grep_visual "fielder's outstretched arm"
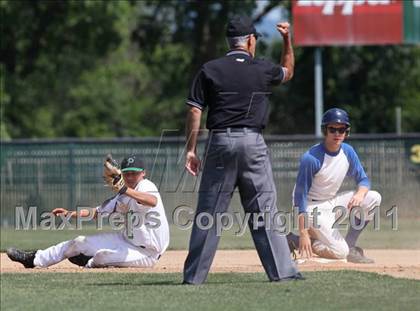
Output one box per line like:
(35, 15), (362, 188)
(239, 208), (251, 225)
(52, 207), (97, 218)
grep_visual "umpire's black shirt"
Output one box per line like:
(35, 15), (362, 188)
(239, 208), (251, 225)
(186, 50), (285, 130)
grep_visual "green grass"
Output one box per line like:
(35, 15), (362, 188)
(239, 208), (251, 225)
(1, 218), (419, 251)
(1, 271), (419, 311)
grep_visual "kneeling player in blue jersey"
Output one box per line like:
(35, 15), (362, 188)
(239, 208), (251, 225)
(287, 108), (381, 263)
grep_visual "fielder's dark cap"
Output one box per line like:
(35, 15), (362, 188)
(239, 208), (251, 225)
(226, 15), (261, 38)
(121, 155), (145, 172)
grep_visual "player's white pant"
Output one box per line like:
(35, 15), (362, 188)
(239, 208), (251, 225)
(33, 232), (161, 268)
(306, 190), (381, 259)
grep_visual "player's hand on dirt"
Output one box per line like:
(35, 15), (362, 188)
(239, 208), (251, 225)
(299, 232), (313, 259)
(52, 208), (68, 216)
(348, 192), (364, 209)
(276, 22), (290, 38)
(185, 151), (201, 176)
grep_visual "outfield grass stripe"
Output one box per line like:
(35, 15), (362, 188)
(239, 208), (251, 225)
(1, 271), (419, 311)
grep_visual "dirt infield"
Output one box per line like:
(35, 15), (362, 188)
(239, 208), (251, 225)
(1, 249), (419, 280)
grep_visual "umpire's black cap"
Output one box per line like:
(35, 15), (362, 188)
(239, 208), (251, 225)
(121, 155), (145, 172)
(226, 15), (261, 38)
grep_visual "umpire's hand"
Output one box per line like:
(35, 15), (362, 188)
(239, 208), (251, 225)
(185, 151), (201, 176)
(276, 22), (290, 37)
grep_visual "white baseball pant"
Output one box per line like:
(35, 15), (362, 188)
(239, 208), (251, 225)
(306, 190), (381, 259)
(33, 232), (160, 268)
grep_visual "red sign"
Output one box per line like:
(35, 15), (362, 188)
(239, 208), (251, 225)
(293, 0), (403, 46)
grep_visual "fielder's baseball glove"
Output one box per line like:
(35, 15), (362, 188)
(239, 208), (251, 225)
(103, 154), (127, 194)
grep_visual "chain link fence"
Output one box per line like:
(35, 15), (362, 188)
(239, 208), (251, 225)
(1, 134), (419, 226)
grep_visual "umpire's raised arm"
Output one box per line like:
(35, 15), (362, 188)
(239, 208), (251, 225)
(277, 22), (294, 82)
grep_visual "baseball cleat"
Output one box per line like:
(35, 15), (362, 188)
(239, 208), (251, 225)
(68, 254), (92, 267)
(347, 246), (374, 264)
(6, 247), (36, 268)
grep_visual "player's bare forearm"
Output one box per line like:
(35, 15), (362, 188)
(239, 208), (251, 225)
(298, 213), (309, 235)
(185, 106), (202, 153)
(52, 207), (97, 218)
(124, 188), (157, 207)
(298, 213), (313, 258)
(185, 106), (202, 176)
(356, 186), (369, 197)
(281, 35), (294, 81)
(74, 208), (97, 218)
(276, 22), (294, 81)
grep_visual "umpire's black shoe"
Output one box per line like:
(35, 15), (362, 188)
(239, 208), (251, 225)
(6, 247), (36, 268)
(273, 272), (305, 282)
(291, 272), (306, 280)
(68, 254), (92, 267)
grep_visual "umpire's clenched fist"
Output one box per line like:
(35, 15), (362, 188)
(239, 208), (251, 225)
(276, 22), (290, 37)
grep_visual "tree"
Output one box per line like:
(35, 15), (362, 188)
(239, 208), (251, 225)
(1, 0), (127, 137)
(1, 0), (419, 138)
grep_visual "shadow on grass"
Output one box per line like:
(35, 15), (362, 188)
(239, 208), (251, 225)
(87, 281), (180, 286)
(85, 278), (304, 287)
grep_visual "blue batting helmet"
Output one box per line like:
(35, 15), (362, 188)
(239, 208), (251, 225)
(321, 108), (350, 127)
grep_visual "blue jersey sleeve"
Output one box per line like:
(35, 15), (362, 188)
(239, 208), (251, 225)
(342, 143), (370, 189)
(293, 152), (321, 214)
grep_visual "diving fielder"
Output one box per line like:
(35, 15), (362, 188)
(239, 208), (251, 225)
(7, 155), (169, 268)
(287, 108), (381, 263)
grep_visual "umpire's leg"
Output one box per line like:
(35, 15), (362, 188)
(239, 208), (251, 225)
(237, 133), (301, 281)
(183, 133), (237, 284)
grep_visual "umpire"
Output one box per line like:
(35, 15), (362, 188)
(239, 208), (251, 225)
(183, 16), (302, 284)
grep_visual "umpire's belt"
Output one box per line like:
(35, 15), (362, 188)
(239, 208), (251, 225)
(211, 127), (262, 134)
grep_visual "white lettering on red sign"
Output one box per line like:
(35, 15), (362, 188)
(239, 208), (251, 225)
(297, 0), (392, 15)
